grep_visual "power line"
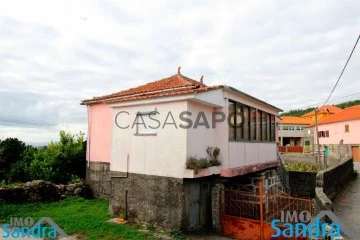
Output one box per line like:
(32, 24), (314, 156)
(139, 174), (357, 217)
(322, 34), (360, 107)
(299, 91), (360, 109)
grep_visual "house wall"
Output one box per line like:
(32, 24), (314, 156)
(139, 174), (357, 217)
(110, 101), (188, 179)
(87, 104), (112, 163)
(318, 119), (360, 145)
(186, 101), (219, 159)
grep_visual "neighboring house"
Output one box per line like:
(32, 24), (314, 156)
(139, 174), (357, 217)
(315, 105), (360, 161)
(278, 116), (312, 149)
(81, 69), (282, 230)
(300, 105), (341, 122)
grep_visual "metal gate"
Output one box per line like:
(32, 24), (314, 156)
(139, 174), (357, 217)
(220, 179), (312, 240)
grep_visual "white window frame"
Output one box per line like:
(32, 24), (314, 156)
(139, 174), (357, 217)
(135, 111), (158, 136)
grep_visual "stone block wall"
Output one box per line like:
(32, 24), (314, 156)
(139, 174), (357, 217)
(110, 172), (187, 230)
(0, 180), (92, 203)
(321, 158), (354, 201)
(288, 171), (316, 198)
(315, 158), (354, 214)
(86, 162), (111, 200)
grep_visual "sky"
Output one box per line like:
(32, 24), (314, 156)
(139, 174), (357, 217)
(0, 0), (359, 143)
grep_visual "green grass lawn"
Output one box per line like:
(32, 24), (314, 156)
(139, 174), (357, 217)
(0, 198), (158, 240)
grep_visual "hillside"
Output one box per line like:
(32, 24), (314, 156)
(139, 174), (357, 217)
(281, 100), (360, 117)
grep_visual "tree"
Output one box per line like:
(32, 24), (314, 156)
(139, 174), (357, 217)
(27, 131), (86, 183)
(0, 138), (26, 181)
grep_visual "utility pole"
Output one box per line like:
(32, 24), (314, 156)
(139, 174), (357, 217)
(314, 108), (322, 170)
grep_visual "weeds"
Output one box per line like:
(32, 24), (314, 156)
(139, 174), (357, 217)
(170, 229), (188, 240)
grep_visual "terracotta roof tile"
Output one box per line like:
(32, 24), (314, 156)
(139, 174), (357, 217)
(301, 105), (341, 117)
(281, 116), (312, 125)
(317, 105), (360, 125)
(81, 73), (222, 105)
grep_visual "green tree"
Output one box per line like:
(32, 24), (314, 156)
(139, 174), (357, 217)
(27, 131), (86, 183)
(0, 138), (26, 181)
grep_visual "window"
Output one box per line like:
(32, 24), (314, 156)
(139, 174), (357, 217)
(271, 115), (275, 142)
(228, 101), (235, 140)
(262, 111), (267, 141)
(318, 130), (329, 138)
(228, 99), (276, 142)
(257, 110), (261, 141)
(345, 125), (350, 133)
(235, 104), (243, 140)
(266, 114), (270, 141)
(250, 108), (256, 141)
(243, 106), (250, 140)
(135, 112), (157, 135)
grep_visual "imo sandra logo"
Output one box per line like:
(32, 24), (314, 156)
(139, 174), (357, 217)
(271, 210), (354, 239)
(2, 217), (68, 239)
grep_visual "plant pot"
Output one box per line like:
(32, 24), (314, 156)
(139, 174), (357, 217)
(118, 217), (125, 222)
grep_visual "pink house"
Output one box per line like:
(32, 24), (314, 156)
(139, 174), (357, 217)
(316, 105), (360, 161)
(81, 69), (282, 230)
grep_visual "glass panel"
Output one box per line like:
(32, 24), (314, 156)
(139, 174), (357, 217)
(262, 111), (267, 141)
(228, 101), (235, 140)
(243, 106), (249, 141)
(235, 104), (243, 140)
(257, 110), (261, 141)
(267, 114), (270, 141)
(250, 108), (256, 141)
(271, 115), (275, 142)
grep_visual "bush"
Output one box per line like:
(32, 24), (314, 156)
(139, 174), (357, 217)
(1, 131), (86, 184)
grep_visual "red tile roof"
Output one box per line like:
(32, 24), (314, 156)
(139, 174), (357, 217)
(301, 105), (341, 118)
(317, 105), (360, 125)
(81, 73), (223, 105)
(281, 116), (312, 125)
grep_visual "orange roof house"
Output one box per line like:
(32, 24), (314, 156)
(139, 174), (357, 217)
(300, 105), (341, 122)
(315, 105), (360, 160)
(81, 71), (222, 105)
(317, 105), (360, 125)
(281, 116), (312, 125)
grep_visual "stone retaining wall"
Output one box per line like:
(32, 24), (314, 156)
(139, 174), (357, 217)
(288, 171), (316, 198)
(315, 158), (354, 213)
(0, 180), (92, 203)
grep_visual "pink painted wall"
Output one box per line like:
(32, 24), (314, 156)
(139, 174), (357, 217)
(87, 103), (112, 162)
(318, 119), (360, 144)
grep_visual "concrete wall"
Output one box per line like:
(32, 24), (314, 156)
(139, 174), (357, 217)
(186, 101), (217, 159)
(111, 101), (188, 178)
(87, 104), (112, 162)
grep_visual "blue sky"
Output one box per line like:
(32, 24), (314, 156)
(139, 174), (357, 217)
(0, 0), (359, 142)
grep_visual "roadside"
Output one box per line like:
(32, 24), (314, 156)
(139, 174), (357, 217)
(333, 162), (360, 239)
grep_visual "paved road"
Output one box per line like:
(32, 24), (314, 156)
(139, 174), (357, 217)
(333, 162), (360, 240)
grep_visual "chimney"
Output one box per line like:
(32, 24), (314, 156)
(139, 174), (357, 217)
(177, 66), (181, 74)
(200, 75), (204, 84)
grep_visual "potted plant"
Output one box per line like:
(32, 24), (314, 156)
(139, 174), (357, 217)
(118, 212), (126, 222)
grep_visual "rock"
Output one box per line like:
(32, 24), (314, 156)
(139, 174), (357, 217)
(74, 188), (82, 195)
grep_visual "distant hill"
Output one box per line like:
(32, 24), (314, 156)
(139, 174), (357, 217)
(281, 100), (360, 117)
